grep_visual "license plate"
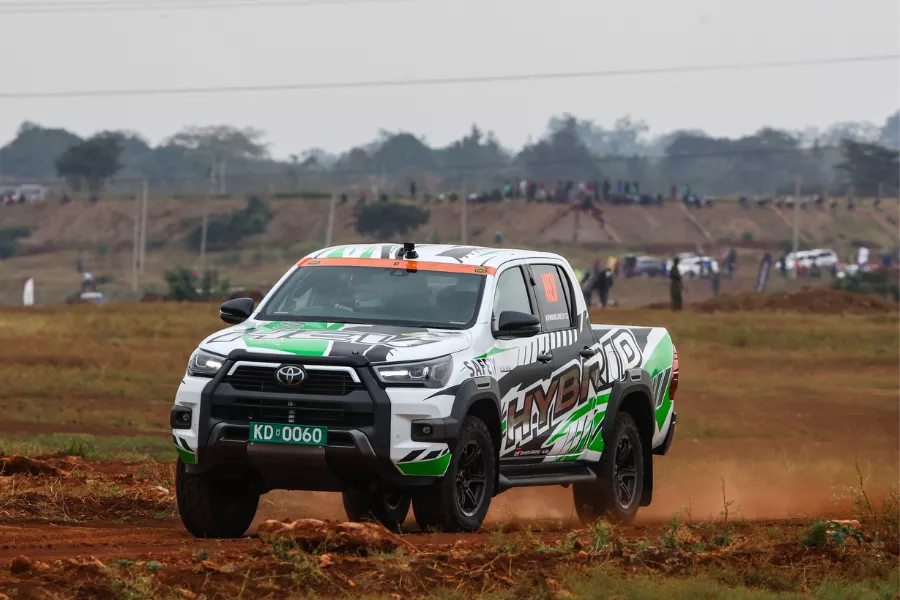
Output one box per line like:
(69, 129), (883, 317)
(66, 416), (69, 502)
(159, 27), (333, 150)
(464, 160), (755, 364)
(249, 422), (327, 446)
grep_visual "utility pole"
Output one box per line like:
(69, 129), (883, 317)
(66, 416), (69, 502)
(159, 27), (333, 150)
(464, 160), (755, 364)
(325, 192), (336, 247)
(791, 169), (802, 279)
(132, 184), (140, 292)
(218, 159), (227, 195)
(200, 166), (214, 276)
(138, 179), (149, 274)
(461, 186), (468, 245)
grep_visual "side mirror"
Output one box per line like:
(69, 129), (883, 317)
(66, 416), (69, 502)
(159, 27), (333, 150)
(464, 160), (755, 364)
(495, 310), (540, 338)
(220, 298), (254, 325)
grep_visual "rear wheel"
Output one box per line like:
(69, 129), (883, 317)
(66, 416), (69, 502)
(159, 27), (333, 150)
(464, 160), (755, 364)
(341, 489), (410, 532)
(176, 461), (260, 538)
(574, 412), (644, 525)
(412, 416), (495, 532)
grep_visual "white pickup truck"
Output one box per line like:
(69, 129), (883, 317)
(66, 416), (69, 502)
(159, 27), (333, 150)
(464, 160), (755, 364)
(171, 243), (679, 536)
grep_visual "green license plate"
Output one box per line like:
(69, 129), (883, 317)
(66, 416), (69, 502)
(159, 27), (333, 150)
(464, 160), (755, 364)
(249, 422), (327, 446)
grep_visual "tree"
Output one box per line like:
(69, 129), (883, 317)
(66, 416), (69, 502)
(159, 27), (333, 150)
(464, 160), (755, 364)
(837, 140), (900, 196)
(168, 125), (269, 163)
(354, 203), (430, 239)
(55, 132), (123, 192)
(0, 122), (82, 178)
(370, 132), (436, 175)
(516, 116), (602, 182)
(880, 110), (900, 150)
(438, 125), (511, 185)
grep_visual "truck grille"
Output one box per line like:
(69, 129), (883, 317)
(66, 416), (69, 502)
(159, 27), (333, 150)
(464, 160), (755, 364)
(223, 366), (362, 396)
(211, 405), (373, 428)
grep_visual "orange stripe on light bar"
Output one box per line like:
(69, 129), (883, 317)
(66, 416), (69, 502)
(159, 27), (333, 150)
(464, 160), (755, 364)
(297, 257), (496, 275)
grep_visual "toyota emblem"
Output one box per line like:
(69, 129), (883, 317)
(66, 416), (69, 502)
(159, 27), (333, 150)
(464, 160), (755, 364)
(275, 365), (306, 387)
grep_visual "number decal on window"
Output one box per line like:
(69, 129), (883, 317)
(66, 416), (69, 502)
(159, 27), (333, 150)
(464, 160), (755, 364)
(541, 272), (558, 302)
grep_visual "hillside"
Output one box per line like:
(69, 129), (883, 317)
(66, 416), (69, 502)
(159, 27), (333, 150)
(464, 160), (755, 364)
(0, 196), (895, 305)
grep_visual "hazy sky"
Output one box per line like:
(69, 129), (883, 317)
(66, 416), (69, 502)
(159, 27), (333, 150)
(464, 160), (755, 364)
(1, 0), (898, 158)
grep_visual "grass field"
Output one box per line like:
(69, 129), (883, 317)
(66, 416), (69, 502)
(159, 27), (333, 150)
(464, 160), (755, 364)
(0, 301), (897, 598)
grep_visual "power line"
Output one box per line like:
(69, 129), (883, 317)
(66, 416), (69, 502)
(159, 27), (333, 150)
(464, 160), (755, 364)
(0, 0), (412, 14)
(1, 54), (896, 101)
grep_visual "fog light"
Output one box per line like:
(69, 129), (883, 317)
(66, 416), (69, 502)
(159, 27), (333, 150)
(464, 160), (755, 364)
(170, 406), (192, 429)
(411, 421), (438, 441)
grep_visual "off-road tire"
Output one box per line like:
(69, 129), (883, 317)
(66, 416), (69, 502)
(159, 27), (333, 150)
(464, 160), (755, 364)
(342, 489), (411, 532)
(412, 416), (496, 533)
(176, 460), (260, 538)
(574, 412), (644, 525)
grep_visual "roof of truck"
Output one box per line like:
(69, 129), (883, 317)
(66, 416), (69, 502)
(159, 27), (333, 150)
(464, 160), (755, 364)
(305, 243), (565, 270)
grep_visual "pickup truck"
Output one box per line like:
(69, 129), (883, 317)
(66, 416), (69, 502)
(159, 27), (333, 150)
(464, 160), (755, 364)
(171, 243), (678, 537)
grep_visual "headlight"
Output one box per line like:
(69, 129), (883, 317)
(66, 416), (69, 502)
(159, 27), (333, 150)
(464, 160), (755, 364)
(374, 356), (452, 388)
(186, 349), (225, 378)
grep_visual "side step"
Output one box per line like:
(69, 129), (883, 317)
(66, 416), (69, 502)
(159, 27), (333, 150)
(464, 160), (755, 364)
(498, 463), (596, 493)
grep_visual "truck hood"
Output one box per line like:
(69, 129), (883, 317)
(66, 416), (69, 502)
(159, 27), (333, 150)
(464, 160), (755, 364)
(200, 320), (472, 364)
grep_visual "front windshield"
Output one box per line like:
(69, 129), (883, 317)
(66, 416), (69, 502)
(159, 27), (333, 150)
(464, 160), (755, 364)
(258, 264), (486, 329)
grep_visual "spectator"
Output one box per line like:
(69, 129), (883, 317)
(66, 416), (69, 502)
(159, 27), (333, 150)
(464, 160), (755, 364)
(711, 268), (721, 297)
(632, 181), (639, 195)
(75, 257), (83, 274)
(602, 179), (611, 202)
(606, 254), (619, 276)
(857, 246), (869, 270)
(583, 260), (613, 308)
(617, 180), (624, 194)
(670, 184), (677, 200)
(81, 272), (95, 293)
(669, 258), (683, 311)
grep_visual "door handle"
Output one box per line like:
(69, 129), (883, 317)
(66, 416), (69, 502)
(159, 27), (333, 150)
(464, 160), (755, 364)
(579, 347), (597, 359)
(537, 351), (553, 363)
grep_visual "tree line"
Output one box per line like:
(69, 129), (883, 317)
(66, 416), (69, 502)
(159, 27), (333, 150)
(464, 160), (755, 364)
(0, 111), (897, 197)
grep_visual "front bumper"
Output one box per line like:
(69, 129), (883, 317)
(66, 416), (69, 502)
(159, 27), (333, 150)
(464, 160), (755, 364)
(176, 350), (440, 492)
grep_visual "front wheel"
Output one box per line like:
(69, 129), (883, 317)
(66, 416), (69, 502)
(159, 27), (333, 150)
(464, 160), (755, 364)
(342, 489), (410, 532)
(175, 461), (260, 538)
(412, 416), (496, 533)
(574, 412), (644, 525)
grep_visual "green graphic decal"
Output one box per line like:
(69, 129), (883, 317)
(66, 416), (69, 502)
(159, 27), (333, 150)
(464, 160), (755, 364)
(241, 322), (344, 356)
(396, 453), (451, 476)
(176, 446), (196, 464)
(246, 337), (330, 356)
(323, 246), (351, 257)
(476, 347), (514, 359)
(641, 334), (675, 430)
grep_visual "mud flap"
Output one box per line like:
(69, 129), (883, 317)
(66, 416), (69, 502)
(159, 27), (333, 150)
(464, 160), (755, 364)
(640, 447), (653, 507)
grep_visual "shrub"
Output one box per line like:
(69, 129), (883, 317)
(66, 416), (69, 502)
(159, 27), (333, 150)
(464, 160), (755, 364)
(187, 196), (272, 251)
(0, 226), (33, 259)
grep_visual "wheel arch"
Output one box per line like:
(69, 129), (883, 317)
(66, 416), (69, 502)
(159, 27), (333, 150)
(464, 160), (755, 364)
(604, 371), (656, 507)
(450, 378), (503, 496)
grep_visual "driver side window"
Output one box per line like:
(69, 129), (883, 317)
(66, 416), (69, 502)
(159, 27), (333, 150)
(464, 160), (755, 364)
(492, 267), (534, 330)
